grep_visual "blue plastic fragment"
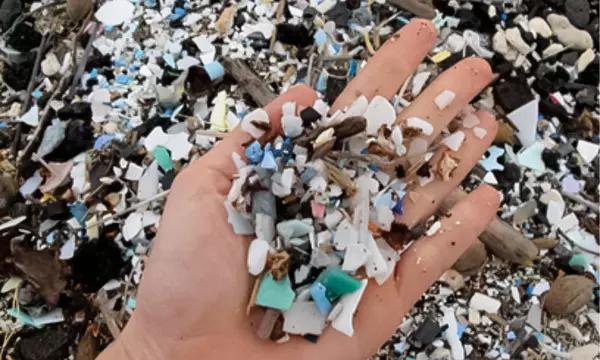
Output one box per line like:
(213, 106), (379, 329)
(163, 53), (176, 68)
(144, 0), (156, 6)
(368, 163), (379, 172)
(300, 167), (317, 184)
(0, 122), (7, 128)
(134, 48), (144, 60)
(456, 322), (467, 338)
(392, 197), (404, 215)
(69, 202), (87, 225)
(113, 56), (126, 67)
(507, 331), (516, 341)
(31, 89), (43, 99)
(260, 145), (278, 170)
(105, 25), (113, 32)
(170, 7), (186, 20)
(89, 68), (98, 79)
(94, 134), (115, 150)
(314, 29), (327, 46)
(115, 74), (130, 85)
(309, 282), (333, 315)
(127, 297), (137, 310)
(316, 72), (328, 92)
(347, 59), (359, 79)
(46, 233), (55, 245)
(245, 141), (263, 164)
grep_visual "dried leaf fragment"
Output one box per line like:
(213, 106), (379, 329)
(267, 250), (290, 280)
(11, 242), (67, 305)
(436, 151), (460, 181)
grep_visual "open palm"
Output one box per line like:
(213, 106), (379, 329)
(99, 19), (501, 360)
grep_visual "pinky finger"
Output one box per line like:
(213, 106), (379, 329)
(394, 184), (501, 299)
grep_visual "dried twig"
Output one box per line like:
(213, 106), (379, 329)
(17, 74), (72, 172)
(2, 0), (65, 39)
(11, 33), (52, 157)
(68, 20), (97, 97)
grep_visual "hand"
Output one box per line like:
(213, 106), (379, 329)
(99, 19), (501, 360)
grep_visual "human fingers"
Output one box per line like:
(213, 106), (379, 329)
(331, 18), (436, 112)
(296, 184), (500, 360)
(398, 110), (498, 228)
(396, 57), (492, 143)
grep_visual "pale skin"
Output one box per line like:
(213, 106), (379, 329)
(99, 19), (501, 360)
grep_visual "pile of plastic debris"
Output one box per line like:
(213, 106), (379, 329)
(229, 91), (471, 339)
(0, 0), (595, 358)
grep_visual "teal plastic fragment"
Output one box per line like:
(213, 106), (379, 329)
(7, 308), (40, 328)
(569, 253), (588, 269)
(255, 273), (295, 311)
(317, 267), (362, 302)
(152, 146), (173, 171)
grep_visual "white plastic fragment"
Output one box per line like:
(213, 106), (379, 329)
(469, 292), (501, 314)
(137, 161), (159, 201)
(425, 220), (442, 236)
(342, 243), (369, 272)
(373, 238), (400, 285)
(224, 201), (254, 235)
(241, 108), (270, 139)
(528, 17), (553, 38)
(406, 117), (433, 136)
(516, 141), (546, 171)
(442, 131), (465, 151)
(473, 127), (487, 139)
(125, 162), (144, 181)
(546, 199), (565, 224)
(247, 239), (270, 276)
(483, 171), (498, 185)
(283, 301), (326, 335)
(576, 48), (595, 73)
(123, 212), (143, 241)
(90, 88), (112, 123)
(506, 99), (539, 147)
(411, 72), (431, 97)
(282, 115), (303, 137)
(59, 237), (76, 260)
(330, 279), (368, 336)
(576, 140), (599, 163)
(95, 0), (135, 26)
(364, 96), (396, 135)
(434, 90), (456, 110)
(442, 308), (465, 360)
(505, 28), (532, 54)
(462, 112), (480, 128)
(547, 14), (594, 50)
(18, 105), (39, 127)
(41, 53), (61, 76)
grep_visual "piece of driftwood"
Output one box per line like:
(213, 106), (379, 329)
(442, 188), (538, 265)
(386, 0), (436, 19)
(221, 58), (276, 107)
(226, 57), (538, 266)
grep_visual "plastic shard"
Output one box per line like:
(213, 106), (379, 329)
(256, 273), (296, 311)
(434, 90), (456, 110)
(506, 98), (539, 147)
(330, 279), (368, 336)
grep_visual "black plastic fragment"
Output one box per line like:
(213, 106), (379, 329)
(276, 23), (313, 47)
(409, 318), (443, 348)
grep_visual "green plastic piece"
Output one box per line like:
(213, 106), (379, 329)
(7, 308), (39, 328)
(152, 146), (173, 171)
(255, 273), (295, 311)
(569, 254), (587, 269)
(317, 267), (362, 302)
